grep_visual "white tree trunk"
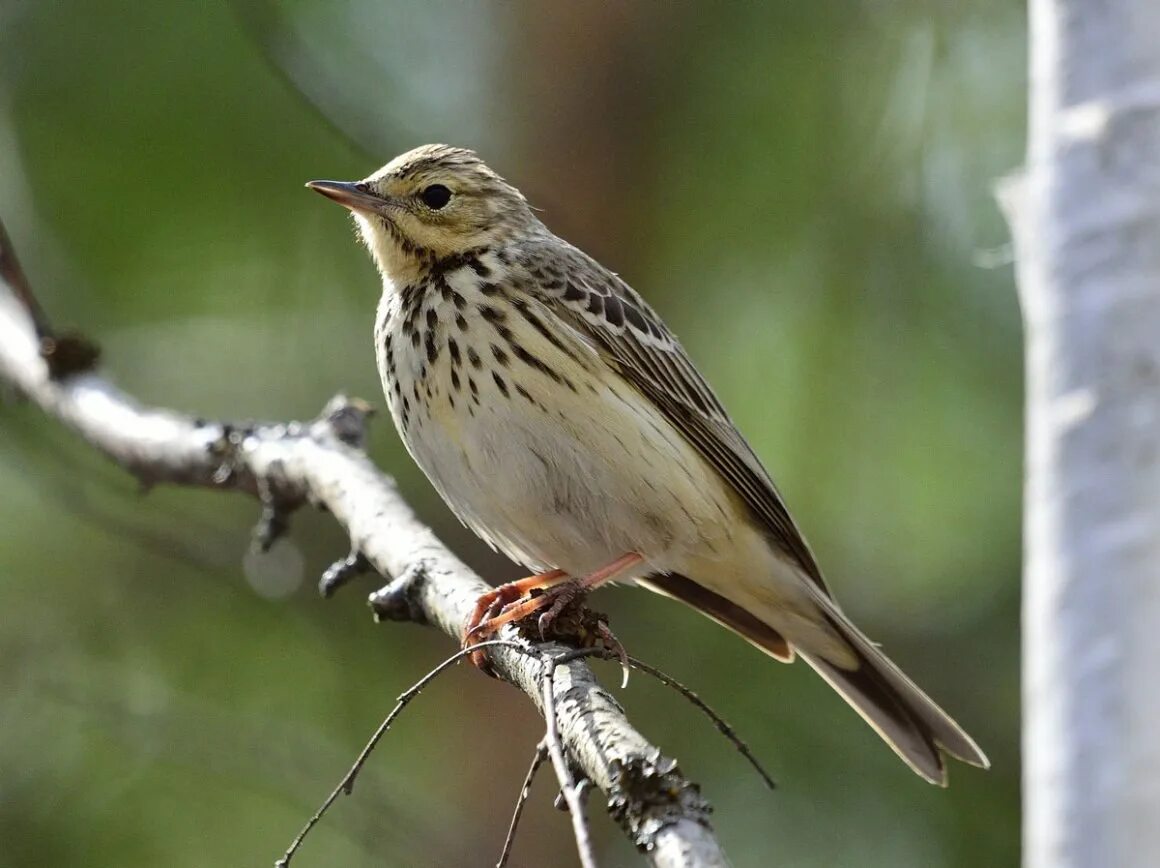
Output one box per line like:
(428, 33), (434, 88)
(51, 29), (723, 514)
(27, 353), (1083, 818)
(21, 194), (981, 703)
(1002, 0), (1160, 865)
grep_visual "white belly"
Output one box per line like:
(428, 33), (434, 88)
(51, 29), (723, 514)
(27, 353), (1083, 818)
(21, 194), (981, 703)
(418, 365), (738, 575)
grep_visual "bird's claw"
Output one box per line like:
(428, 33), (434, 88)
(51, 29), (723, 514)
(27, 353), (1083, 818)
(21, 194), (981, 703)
(537, 583), (581, 639)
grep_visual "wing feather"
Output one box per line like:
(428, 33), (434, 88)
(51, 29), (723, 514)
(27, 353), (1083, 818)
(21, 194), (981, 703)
(520, 238), (829, 595)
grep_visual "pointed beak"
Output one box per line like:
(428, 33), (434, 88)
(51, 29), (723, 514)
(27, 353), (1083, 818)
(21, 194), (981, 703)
(305, 180), (386, 213)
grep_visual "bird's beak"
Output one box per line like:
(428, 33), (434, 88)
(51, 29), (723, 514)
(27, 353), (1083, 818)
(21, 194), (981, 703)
(305, 180), (386, 214)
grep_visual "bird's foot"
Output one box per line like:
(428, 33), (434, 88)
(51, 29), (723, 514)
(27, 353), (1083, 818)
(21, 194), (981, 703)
(463, 569), (567, 668)
(462, 553), (643, 671)
(594, 619), (630, 686)
(536, 578), (584, 639)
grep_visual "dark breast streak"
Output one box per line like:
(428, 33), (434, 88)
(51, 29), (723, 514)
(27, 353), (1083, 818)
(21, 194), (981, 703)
(380, 250), (596, 437)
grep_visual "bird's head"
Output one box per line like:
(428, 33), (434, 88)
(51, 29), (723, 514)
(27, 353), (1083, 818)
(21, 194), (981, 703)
(308, 145), (538, 281)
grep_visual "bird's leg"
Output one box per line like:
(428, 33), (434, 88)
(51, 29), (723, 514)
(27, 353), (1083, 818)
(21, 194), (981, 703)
(464, 553), (644, 663)
(535, 552), (643, 638)
(464, 569), (568, 659)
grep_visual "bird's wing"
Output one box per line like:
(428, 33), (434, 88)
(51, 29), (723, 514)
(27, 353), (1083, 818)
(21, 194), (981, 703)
(523, 238), (830, 595)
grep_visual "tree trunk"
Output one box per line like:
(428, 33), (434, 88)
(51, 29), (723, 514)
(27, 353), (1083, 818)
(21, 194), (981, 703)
(1001, 0), (1160, 865)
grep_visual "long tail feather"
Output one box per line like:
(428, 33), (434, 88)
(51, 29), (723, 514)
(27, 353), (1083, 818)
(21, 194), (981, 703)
(800, 606), (989, 785)
(641, 572), (988, 785)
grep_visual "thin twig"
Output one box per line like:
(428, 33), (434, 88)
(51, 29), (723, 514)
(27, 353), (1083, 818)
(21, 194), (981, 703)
(0, 218), (49, 336)
(319, 549), (373, 598)
(276, 639), (531, 868)
(541, 654), (600, 868)
(0, 220), (99, 378)
(551, 647), (776, 792)
(496, 738), (549, 868)
(626, 656), (777, 792)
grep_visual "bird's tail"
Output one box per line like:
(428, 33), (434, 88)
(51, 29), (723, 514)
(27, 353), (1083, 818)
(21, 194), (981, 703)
(640, 572), (989, 785)
(798, 601), (989, 785)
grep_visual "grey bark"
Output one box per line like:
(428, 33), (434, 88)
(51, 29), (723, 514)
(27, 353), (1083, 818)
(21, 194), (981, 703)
(999, 0), (1160, 865)
(0, 225), (728, 868)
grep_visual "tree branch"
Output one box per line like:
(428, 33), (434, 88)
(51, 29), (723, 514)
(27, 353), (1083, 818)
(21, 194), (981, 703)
(0, 218), (728, 867)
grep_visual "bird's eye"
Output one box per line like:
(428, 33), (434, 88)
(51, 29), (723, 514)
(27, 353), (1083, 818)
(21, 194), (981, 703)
(419, 184), (452, 210)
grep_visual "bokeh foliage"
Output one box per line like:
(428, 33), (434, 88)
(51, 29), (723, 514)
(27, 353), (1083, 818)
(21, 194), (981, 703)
(0, 2), (1022, 866)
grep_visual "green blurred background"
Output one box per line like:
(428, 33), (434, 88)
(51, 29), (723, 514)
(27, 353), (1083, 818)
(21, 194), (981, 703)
(0, 2), (1023, 866)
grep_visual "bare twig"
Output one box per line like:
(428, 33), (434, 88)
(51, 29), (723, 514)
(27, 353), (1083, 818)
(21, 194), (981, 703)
(0, 219), (100, 379)
(625, 656), (776, 792)
(497, 739), (550, 868)
(277, 639), (530, 867)
(0, 218), (53, 340)
(551, 646), (775, 793)
(0, 217), (730, 867)
(282, 638), (768, 868)
(319, 549), (374, 598)
(542, 656), (599, 868)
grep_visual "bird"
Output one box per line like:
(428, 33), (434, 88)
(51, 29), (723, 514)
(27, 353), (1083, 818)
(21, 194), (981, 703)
(307, 144), (989, 785)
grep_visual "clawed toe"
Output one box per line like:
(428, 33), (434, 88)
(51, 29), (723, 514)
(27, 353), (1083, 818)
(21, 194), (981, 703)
(461, 555), (642, 671)
(536, 583), (582, 639)
(462, 570), (569, 668)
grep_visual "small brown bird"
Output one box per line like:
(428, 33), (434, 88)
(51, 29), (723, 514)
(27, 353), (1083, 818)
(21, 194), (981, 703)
(308, 145), (989, 784)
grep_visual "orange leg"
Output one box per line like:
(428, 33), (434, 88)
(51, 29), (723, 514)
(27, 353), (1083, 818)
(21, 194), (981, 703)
(463, 569), (567, 654)
(464, 553), (643, 668)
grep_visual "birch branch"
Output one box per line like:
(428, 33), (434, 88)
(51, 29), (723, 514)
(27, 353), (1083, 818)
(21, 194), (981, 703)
(0, 218), (728, 868)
